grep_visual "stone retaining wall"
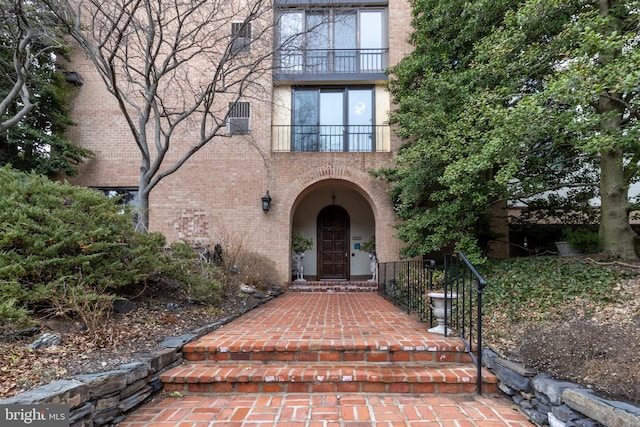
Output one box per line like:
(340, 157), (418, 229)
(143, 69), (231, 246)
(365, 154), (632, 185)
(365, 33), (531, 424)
(0, 299), (269, 427)
(484, 349), (640, 427)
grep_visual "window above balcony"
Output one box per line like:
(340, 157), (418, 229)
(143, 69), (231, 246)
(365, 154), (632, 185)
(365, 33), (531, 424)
(274, 7), (388, 83)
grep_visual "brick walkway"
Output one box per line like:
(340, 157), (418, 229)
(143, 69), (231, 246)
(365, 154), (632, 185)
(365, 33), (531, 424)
(120, 393), (532, 426)
(180, 293), (464, 359)
(118, 293), (533, 426)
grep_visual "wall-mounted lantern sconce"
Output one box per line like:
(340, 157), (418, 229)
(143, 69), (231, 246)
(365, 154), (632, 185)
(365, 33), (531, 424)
(64, 71), (84, 86)
(261, 191), (272, 214)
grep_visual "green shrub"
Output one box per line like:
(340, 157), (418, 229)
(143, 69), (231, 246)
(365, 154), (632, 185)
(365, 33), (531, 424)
(0, 296), (33, 329)
(563, 228), (600, 253)
(360, 236), (375, 253)
(482, 257), (628, 323)
(0, 167), (167, 325)
(162, 242), (223, 305)
(291, 232), (313, 253)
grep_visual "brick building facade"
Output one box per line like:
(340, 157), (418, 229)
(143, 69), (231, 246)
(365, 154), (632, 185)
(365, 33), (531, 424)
(64, 0), (418, 283)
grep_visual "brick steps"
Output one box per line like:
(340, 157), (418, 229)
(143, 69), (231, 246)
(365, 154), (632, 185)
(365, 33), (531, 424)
(159, 292), (498, 396)
(162, 342), (497, 395)
(287, 281), (377, 292)
(161, 362), (496, 394)
(182, 344), (474, 364)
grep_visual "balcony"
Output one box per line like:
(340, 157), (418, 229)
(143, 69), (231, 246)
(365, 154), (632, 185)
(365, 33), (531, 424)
(274, 48), (389, 82)
(272, 124), (390, 152)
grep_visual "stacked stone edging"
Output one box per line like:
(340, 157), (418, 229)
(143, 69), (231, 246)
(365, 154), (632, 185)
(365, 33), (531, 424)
(0, 298), (272, 427)
(484, 349), (640, 427)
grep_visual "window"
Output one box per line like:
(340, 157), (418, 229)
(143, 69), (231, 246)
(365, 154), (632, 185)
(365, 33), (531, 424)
(100, 188), (138, 206)
(228, 102), (250, 135)
(97, 187), (140, 227)
(292, 87), (374, 152)
(231, 22), (251, 55)
(277, 8), (386, 73)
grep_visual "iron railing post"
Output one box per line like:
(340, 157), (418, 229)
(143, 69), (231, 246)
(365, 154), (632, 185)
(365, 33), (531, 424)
(475, 270), (487, 394)
(377, 255), (486, 394)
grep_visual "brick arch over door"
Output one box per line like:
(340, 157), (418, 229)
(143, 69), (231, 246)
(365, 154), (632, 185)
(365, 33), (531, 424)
(280, 166), (402, 264)
(317, 205), (350, 280)
(283, 168), (382, 219)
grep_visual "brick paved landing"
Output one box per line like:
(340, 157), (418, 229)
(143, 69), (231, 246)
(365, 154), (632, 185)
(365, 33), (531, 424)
(119, 393), (534, 426)
(161, 293), (498, 395)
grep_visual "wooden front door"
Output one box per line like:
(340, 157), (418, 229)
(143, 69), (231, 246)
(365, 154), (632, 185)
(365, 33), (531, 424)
(317, 205), (350, 280)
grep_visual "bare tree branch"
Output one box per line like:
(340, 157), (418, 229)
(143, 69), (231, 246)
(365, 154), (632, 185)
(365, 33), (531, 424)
(0, 0), (35, 132)
(45, 0), (302, 228)
(1, 0), (80, 133)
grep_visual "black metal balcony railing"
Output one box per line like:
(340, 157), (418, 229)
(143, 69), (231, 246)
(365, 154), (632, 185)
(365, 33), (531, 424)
(273, 124), (388, 152)
(377, 253), (488, 394)
(275, 48), (388, 75)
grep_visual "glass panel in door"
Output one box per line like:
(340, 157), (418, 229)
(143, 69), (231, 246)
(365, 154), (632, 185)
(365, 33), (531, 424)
(319, 91), (343, 152)
(279, 12), (303, 72)
(348, 89), (373, 151)
(293, 90), (319, 151)
(306, 12), (329, 72)
(333, 13), (356, 72)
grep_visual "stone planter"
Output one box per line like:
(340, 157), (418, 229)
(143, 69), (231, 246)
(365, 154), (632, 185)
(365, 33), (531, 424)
(555, 241), (579, 256)
(293, 252), (306, 282)
(427, 291), (458, 336)
(368, 252), (377, 282)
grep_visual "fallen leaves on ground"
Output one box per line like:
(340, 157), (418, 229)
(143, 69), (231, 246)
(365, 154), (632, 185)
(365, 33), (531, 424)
(0, 297), (247, 399)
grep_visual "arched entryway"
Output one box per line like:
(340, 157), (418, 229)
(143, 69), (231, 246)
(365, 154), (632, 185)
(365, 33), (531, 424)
(290, 181), (376, 281)
(317, 205), (350, 280)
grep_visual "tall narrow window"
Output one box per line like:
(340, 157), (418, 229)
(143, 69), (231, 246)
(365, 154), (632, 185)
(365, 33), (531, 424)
(97, 188), (140, 228)
(228, 102), (250, 135)
(231, 22), (252, 54)
(278, 12), (303, 72)
(334, 12), (357, 72)
(293, 90), (318, 151)
(306, 12), (329, 72)
(359, 11), (383, 71)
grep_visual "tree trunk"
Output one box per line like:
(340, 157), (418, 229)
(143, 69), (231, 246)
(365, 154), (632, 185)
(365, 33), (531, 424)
(599, 148), (637, 260)
(136, 177), (151, 233)
(596, 0), (637, 260)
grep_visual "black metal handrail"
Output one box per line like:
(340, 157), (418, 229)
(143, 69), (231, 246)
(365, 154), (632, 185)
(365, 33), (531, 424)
(377, 252), (488, 394)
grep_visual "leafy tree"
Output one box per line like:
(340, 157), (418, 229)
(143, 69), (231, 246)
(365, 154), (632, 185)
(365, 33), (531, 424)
(477, 0), (640, 260)
(378, 0), (523, 259)
(382, 0), (639, 260)
(0, 0), (92, 176)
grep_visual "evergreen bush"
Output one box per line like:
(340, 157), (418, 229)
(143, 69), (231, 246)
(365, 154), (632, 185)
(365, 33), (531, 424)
(0, 167), (166, 327)
(291, 232), (313, 253)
